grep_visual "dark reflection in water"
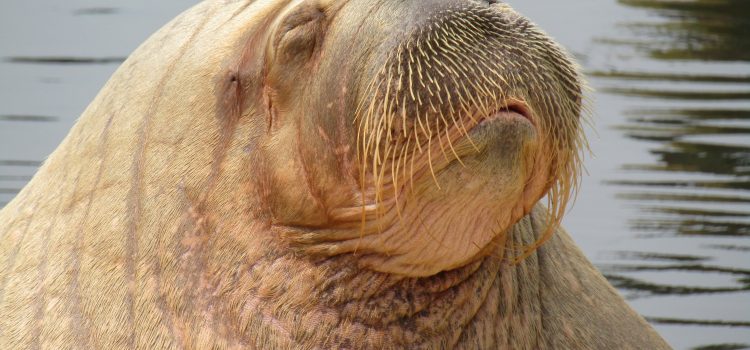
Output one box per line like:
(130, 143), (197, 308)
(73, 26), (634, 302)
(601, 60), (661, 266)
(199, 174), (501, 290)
(604, 267), (749, 296)
(595, 0), (750, 347)
(0, 175), (32, 182)
(0, 160), (41, 167)
(73, 7), (119, 16)
(601, 88), (750, 101)
(0, 160), (39, 208)
(708, 244), (750, 252)
(645, 317), (750, 328)
(0, 115), (58, 122)
(693, 344), (749, 350)
(601, 0), (750, 233)
(602, 250), (750, 297)
(6, 56), (127, 65)
(613, 0), (750, 61)
(619, 192), (750, 204)
(591, 71), (750, 83)
(693, 345), (750, 350)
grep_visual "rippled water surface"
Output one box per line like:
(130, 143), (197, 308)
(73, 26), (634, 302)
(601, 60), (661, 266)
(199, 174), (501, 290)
(1, 1), (749, 349)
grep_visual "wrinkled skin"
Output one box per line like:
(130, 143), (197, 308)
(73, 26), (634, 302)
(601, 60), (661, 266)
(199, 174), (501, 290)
(0, 0), (671, 349)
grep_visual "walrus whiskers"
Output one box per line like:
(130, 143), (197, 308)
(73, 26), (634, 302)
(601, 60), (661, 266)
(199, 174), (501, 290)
(353, 6), (590, 263)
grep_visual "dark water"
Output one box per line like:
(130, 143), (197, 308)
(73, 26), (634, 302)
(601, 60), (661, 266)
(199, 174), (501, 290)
(1, 1), (749, 349)
(512, 0), (750, 348)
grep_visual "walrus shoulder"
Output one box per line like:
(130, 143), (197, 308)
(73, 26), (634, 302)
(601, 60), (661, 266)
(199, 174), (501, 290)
(515, 208), (671, 349)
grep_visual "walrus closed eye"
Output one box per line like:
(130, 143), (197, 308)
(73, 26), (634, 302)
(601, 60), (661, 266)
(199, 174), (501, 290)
(0, 0), (671, 349)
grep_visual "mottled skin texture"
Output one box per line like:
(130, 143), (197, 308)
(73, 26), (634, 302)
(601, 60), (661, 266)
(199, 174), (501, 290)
(0, 0), (671, 349)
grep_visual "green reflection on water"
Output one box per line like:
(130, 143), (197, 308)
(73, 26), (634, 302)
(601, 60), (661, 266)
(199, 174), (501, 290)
(602, 88), (750, 100)
(594, 1), (750, 336)
(620, 142), (750, 176)
(600, 0), (750, 238)
(691, 344), (750, 350)
(618, 0), (750, 61)
(591, 71), (750, 83)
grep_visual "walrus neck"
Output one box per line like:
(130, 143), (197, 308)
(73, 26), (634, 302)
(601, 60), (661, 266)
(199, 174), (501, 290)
(225, 252), (505, 348)
(197, 209), (557, 348)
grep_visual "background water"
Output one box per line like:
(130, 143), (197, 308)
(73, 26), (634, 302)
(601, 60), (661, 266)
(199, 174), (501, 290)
(1, 1), (748, 349)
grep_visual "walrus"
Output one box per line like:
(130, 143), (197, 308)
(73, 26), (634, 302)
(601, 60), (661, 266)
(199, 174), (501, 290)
(0, 0), (671, 349)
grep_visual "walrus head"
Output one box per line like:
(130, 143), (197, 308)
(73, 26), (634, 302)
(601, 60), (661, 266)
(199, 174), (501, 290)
(16, 0), (584, 279)
(238, 0), (586, 276)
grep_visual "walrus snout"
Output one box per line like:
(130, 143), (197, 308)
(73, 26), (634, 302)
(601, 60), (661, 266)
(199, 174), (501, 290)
(360, 1), (581, 130)
(337, 0), (587, 274)
(356, 1), (583, 162)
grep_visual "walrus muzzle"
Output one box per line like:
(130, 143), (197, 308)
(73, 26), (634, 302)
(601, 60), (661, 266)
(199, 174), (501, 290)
(275, 0), (587, 275)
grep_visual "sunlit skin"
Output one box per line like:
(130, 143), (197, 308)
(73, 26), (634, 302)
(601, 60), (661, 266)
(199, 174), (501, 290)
(0, 0), (670, 349)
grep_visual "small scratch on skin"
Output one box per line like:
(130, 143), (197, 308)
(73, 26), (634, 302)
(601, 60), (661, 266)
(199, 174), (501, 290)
(225, 0), (255, 24)
(60, 170), (90, 344)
